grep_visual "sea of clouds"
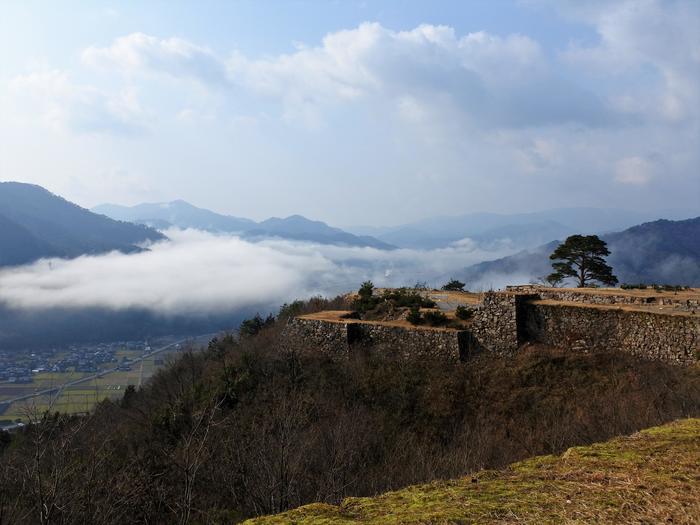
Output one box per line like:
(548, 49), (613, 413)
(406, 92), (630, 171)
(0, 229), (519, 316)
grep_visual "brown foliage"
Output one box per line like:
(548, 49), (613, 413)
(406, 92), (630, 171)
(1, 297), (699, 523)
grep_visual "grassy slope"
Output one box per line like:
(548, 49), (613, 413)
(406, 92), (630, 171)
(247, 418), (700, 524)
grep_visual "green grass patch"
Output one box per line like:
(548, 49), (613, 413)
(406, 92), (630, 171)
(247, 418), (700, 525)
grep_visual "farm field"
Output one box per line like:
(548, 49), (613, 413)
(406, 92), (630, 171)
(0, 347), (182, 424)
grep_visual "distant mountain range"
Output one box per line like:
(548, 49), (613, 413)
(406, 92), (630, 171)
(93, 201), (395, 250)
(3, 181), (698, 288)
(0, 182), (164, 267)
(348, 207), (700, 250)
(93, 200), (256, 233)
(457, 217), (700, 288)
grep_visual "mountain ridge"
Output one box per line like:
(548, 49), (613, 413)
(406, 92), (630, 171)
(348, 207), (700, 249)
(93, 201), (395, 250)
(457, 216), (700, 288)
(0, 182), (165, 267)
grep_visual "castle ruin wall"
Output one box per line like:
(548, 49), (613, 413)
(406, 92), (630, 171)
(284, 290), (700, 366)
(523, 302), (699, 365)
(283, 317), (473, 361)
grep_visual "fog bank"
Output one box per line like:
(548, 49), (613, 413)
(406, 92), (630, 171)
(0, 229), (516, 315)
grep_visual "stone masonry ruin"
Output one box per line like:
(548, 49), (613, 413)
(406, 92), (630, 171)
(284, 286), (700, 366)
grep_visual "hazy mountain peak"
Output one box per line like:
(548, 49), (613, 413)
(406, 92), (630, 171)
(93, 201), (394, 249)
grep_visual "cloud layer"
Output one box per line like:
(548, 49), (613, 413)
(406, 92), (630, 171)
(81, 23), (612, 129)
(82, 33), (228, 86)
(0, 230), (515, 315)
(2, 1), (698, 222)
(9, 71), (144, 134)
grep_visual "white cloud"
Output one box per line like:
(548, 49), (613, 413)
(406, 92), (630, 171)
(1, 14), (698, 219)
(515, 137), (561, 174)
(560, 0), (700, 122)
(9, 70), (145, 134)
(80, 23), (610, 129)
(175, 108), (215, 124)
(82, 32), (228, 86)
(614, 156), (654, 185)
(396, 95), (429, 123)
(227, 22), (608, 128)
(0, 230), (516, 314)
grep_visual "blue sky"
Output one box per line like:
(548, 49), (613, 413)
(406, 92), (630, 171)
(1, 0), (698, 225)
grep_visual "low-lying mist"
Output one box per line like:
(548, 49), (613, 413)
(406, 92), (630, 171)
(0, 229), (517, 317)
(0, 230), (524, 347)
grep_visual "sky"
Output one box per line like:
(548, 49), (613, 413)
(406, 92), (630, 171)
(1, 0), (698, 226)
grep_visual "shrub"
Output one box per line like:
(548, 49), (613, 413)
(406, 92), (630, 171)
(406, 306), (422, 325)
(621, 283), (648, 290)
(239, 313), (275, 337)
(278, 300), (306, 320)
(441, 279), (465, 292)
(358, 281), (375, 299)
(382, 288), (436, 308)
(455, 305), (474, 320)
(423, 310), (448, 327)
(653, 284), (690, 292)
(353, 281), (382, 313)
(620, 283), (690, 292)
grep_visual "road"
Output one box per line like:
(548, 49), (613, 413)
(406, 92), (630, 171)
(0, 333), (216, 407)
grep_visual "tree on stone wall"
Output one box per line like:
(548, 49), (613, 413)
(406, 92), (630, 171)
(548, 235), (618, 288)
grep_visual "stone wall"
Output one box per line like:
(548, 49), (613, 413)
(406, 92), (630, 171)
(523, 302), (700, 365)
(470, 292), (540, 354)
(283, 317), (474, 361)
(469, 292), (516, 354)
(284, 289), (700, 366)
(350, 323), (469, 361)
(506, 285), (699, 312)
(282, 317), (350, 356)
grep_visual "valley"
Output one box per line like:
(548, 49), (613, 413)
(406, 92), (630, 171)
(0, 333), (212, 426)
(2, 3), (699, 522)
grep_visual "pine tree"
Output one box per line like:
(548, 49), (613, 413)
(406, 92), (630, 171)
(548, 235), (618, 287)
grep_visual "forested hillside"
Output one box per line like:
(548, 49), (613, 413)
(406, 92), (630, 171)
(0, 182), (164, 267)
(1, 296), (698, 523)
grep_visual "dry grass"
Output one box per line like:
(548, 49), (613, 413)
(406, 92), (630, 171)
(555, 286), (700, 299)
(531, 299), (700, 318)
(247, 418), (700, 525)
(297, 310), (466, 332)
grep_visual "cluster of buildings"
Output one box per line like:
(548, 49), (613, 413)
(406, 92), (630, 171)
(0, 340), (152, 384)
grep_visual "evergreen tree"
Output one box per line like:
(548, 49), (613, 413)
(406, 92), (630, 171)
(441, 279), (466, 292)
(358, 281), (374, 299)
(239, 313), (275, 337)
(548, 235), (618, 287)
